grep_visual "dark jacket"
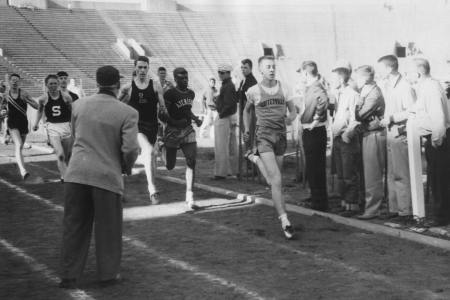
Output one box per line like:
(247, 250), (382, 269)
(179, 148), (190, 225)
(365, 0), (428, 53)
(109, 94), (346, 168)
(301, 80), (328, 124)
(238, 73), (258, 111)
(216, 77), (237, 119)
(355, 83), (385, 133)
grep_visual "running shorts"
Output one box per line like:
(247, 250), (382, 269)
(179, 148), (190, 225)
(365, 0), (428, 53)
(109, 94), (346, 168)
(255, 126), (287, 156)
(46, 122), (71, 138)
(138, 121), (158, 145)
(7, 117), (29, 135)
(163, 125), (196, 149)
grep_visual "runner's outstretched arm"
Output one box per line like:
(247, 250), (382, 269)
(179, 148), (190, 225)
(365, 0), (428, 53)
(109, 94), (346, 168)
(22, 90), (39, 110)
(32, 95), (47, 131)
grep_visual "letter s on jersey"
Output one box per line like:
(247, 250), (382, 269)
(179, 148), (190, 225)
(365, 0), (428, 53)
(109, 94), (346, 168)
(52, 106), (61, 117)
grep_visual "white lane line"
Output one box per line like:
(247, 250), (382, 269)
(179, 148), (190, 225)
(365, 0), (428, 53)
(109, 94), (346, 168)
(123, 236), (266, 300)
(189, 216), (444, 300)
(0, 178), (62, 212)
(0, 239), (95, 300)
(0, 178), (267, 300)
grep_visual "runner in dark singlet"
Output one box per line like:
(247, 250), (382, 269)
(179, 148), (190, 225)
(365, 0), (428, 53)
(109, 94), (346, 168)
(119, 56), (166, 205)
(5, 73), (39, 179)
(159, 67), (202, 211)
(57, 71), (79, 102)
(33, 74), (73, 181)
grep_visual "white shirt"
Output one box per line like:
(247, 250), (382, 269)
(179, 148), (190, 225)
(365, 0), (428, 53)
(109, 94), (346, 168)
(412, 77), (450, 145)
(331, 85), (360, 137)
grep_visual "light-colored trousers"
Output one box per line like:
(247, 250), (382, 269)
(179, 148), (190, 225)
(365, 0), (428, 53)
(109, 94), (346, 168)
(214, 114), (238, 177)
(362, 130), (386, 216)
(200, 108), (217, 138)
(387, 129), (412, 216)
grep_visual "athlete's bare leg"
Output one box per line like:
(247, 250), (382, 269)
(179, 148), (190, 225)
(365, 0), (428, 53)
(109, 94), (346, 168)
(61, 136), (73, 164)
(181, 142), (196, 200)
(137, 133), (158, 203)
(259, 151), (285, 215)
(259, 151), (294, 238)
(10, 129), (27, 178)
(246, 151), (270, 184)
(49, 135), (68, 180)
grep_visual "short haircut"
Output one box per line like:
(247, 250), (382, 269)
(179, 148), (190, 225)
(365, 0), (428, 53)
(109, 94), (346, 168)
(134, 56), (149, 66)
(9, 73), (20, 80)
(335, 68), (351, 83)
(414, 58), (431, 75)
(355, 65), (375, 82)
(241, 58), (253, 69)
(173, 67), (188, 78)
(258, 55), (275, 65)
(377, 55), (398, 71)
(45, 74), (58, 85)
(57, 71), (69, 77)
(301, 60), (319, 76)
(158, 67), (166, 72)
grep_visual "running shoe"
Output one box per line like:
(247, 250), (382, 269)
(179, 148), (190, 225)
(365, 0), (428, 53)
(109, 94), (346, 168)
(283, 225), (296, 240)
(150, 192), (160, 205)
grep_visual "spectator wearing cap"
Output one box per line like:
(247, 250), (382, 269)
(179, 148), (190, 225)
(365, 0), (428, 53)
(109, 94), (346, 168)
(298, 61), (329, 211)
(59, 66), (139, 289)
(330, 60), (361, 216)
(378, 55), (416, 222)
(213, 64), (238, 179)
(354, 65), (386, 219)
(410, 58), (450, 226)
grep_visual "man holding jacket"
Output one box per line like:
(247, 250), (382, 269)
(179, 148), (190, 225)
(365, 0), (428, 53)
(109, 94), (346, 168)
(213, 64), (238, 179)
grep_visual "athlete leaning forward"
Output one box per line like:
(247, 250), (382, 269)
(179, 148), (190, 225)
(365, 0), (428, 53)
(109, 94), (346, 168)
(158, 67), (203, 211)
(243, 55), (298, 239)
(33, 74), (74, 182)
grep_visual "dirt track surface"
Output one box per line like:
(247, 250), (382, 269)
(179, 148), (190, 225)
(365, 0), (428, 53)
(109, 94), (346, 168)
(1, 160), (450, 299)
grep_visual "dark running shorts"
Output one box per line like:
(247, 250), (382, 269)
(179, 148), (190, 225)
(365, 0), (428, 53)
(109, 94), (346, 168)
(163, 125), (196, 149)
(138, 121), (158, 145)
(7, 117), (29, 135)
(255, 127), (287, 156)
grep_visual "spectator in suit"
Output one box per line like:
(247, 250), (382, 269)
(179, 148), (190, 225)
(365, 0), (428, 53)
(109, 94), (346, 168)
(59, 66), (139, 289)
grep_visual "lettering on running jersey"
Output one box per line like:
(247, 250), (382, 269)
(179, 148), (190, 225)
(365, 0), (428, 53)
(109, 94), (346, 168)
(174, 97), (194, 108)
(259, 98), (285, 107)
(164, 88), (195, 125)
(44, 92), (71, 123)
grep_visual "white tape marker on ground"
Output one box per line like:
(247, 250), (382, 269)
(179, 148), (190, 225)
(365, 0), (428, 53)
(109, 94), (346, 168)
(0, 239), (95, 300)
(0, 178), (267, 300)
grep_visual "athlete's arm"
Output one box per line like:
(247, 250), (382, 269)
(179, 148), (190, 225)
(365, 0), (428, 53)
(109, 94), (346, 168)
(286, 100), (297, 126)
(118, 84), (132, 104)
(33, 95), (47, 131)
(61, 92), (74, 109)
(243, 99), (255, 142)
(22, 90), (39, 110)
